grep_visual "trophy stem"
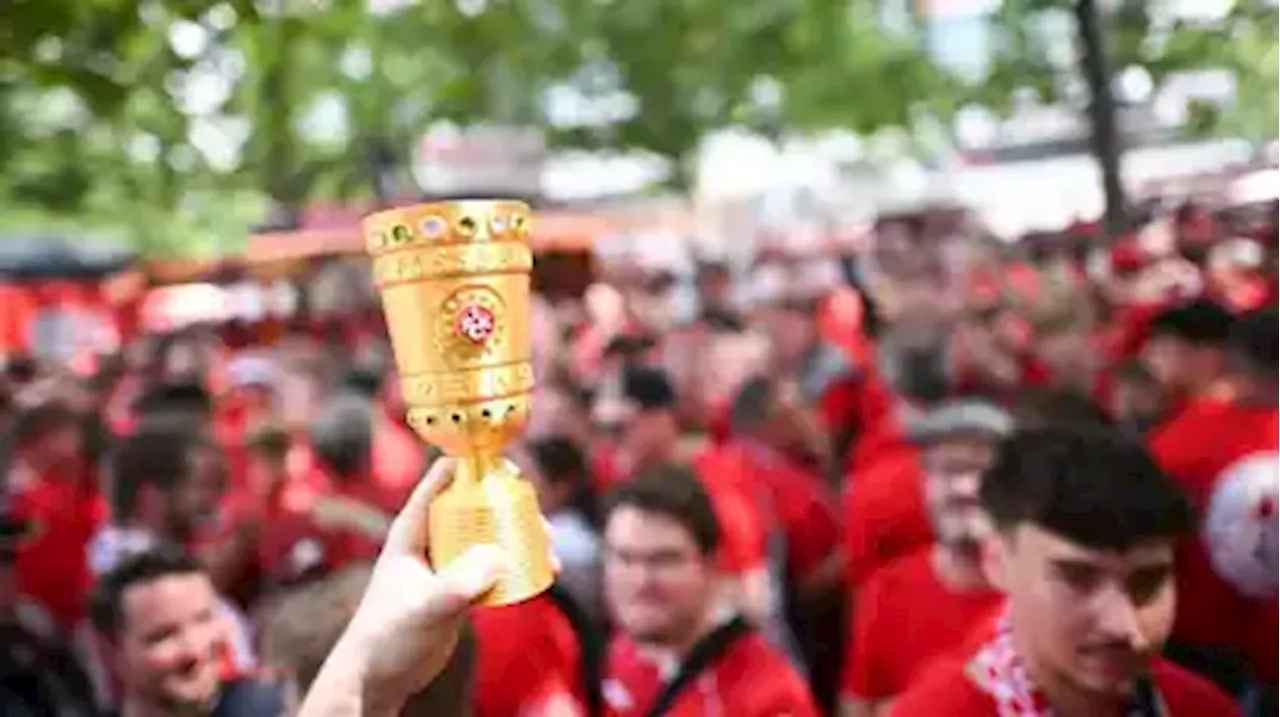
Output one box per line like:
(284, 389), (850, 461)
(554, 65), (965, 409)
(458, 452), (502, 485)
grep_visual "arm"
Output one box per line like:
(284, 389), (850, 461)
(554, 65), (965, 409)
(300, 615), (479, 717)
(298, 634), (401, 717)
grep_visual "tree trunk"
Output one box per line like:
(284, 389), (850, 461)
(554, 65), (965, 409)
(1073, 0), (1128, 240)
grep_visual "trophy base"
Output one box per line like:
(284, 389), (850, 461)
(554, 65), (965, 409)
(428, 457), (555, 607)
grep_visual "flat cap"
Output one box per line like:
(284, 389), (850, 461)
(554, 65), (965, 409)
(909, 399), (1014, 445)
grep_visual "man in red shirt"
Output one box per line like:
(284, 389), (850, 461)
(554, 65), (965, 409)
(1148, 306), (1278, 710)
(600, 470), (819, 717)
(890, 426), (1236, 716)
(256, 393), (392, 591)
(1139, 299), (1235, 419)
(8, 400), (102, 630)
(471, 591), (591, 717)
(840, 400), (1010, 716)
(612, 367), (775, 639)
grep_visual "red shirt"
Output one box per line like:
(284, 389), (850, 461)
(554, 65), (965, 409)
(603, 630), (819, 717)
(255, 472), (388, 587)
(472, 596), (586, 717)
(12, 471), (104, 629)
(842, 548), (1001, 702)
(692, 449), (771, 577)
(1148, 396), (1279, 683)
(1152, 396), (1280, 650)
(842, 450), (933, 587)
(737, 444), (840, 580)
(889, 656), (1237, 716)
(371, 412), (424, 506)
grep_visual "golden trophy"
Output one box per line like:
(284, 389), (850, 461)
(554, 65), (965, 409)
(362, 200), (553, 606)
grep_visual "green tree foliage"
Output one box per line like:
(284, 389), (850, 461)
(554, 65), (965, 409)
(3, 0), (1274, 254)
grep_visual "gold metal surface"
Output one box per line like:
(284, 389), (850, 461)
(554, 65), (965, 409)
(363, 200), (553, 606)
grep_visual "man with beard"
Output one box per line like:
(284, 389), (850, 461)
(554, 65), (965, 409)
(839, 400), (1008, 717)
(90, 549), (284, 717)
(890, 426), (1235, 716)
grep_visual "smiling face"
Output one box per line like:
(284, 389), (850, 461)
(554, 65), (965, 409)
(113, 572), (225, 712)
(987, 525), (1178, 696)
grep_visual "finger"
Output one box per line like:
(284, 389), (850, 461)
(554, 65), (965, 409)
(431, 543), (506, 614)
(384, 457), (457, 555)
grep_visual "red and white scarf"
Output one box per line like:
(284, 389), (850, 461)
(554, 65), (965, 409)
(966, 612), (1164, 717)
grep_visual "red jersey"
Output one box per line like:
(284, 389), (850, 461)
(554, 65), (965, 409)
(691, 450), (771, 577)
(255, 475), (388, 588)
(889, 656), (1237, 716)
(736, 444), (840, 580)
(842, 450), (933, 587)
(603, 629), (819, 717)
(1149, 396), (1279, 683)
(370, 411), (423, 506)
(842, 548), (1001, 702)
(11, 470), (104, 629)
(706, 440), (834, 578)
(472, 596), (586, 717)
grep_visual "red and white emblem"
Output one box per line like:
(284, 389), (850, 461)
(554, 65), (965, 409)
(455, 304), (496, 345)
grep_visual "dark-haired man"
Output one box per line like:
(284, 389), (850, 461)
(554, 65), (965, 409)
(88, 422), (253, 704)
(90, 549), (285, 717)
(257, 392), (391, 590)
(1139, 298), (1235, 417)
(0, 506), (98, 717)
(890, 426), (1236, 716)
(607, 366), (776, 642)
(600, 468), (818, 717)
(1149, 305), (1278, 709)
(8, 400), (101, 630)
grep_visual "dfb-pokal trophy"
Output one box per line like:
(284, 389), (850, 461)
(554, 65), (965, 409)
(362, 200), (553, 606)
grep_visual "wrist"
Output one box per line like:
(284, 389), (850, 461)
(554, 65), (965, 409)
(332, 628), (406, 717)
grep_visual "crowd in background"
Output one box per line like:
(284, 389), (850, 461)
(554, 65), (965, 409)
(0, 198), (1277, 716)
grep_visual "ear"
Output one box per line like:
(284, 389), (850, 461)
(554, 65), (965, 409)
(981, 532), (1012, 593)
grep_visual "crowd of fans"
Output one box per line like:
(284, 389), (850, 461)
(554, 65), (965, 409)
(0, 202), (1276, 716)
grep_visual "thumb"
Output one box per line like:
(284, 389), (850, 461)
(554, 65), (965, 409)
(433, 543), (507, 610)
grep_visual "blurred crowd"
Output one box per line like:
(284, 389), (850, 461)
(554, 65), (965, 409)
(0, 198), (1277, 717)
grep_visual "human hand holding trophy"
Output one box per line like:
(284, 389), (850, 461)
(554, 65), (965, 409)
(362, 199), (554, 607)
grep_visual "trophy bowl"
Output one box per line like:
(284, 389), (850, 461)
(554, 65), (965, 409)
(362, 199), (553, 606)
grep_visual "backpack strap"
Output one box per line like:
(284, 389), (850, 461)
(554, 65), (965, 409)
(644, 616), (753, 717)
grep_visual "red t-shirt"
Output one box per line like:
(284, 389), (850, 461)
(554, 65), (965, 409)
(744, 446), (841, 580)
(889, 656), (1237, 716)
(472, 596), (586, 717)
(371, 412), (424, 506)
(603, 630), (819, 717)
(1148, 396), (1279, 683)
(842, 450), (933, 587)
(696, 441), (838, 580)
(12, 472), (104, 629)
(692, 449), (771, 577)
(842, 548), (1001, 702)
(255, 474), (388, 587)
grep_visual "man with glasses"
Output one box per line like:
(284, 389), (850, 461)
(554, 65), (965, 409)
(599, 467), (817, 717)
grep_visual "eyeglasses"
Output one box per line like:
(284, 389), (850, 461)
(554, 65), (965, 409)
(604, 546), (699, 573)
